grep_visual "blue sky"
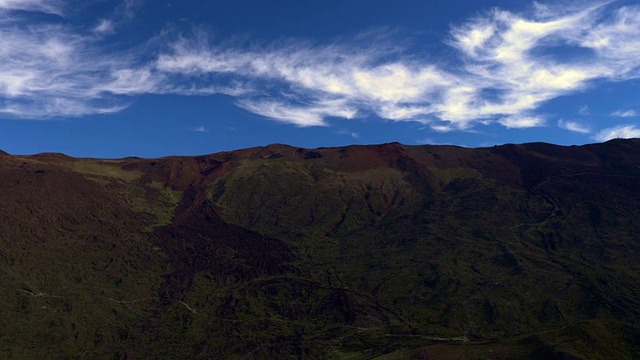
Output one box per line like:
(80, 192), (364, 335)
(1, 0), (639, 157)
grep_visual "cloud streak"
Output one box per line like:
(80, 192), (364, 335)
(0, 18), (147, 117)
(595, 124), (640, 141)
(1, 0), (639, 139)
(155, 1), (640, 129)
(0, 8), (234, 118)
(0, 0), (64, 14)
(558, 119), (592, 133)
(611, 109), (637, 118)
(191, 126), (208, 133)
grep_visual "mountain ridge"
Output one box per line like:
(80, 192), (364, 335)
(1, 139), (640, 359)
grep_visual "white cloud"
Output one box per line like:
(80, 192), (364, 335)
(0, 98), (128, 118)
(0, 20), (143, 117)
(0, 9), (237, 118)
(611, 110), (637, 118)
(0, 0), (63, 14)
(90, 0), (144, 35)
(154, 1), (640, 129)
(191, 126), (208, 132)
(94, 19), (115, 34)
(1, 0), (640, 133)
(337, 129), (359, 138)
(499, 115), (546, 128)
(121, 0), (144, 19)
(558, 119), (591, 133)
(157, 36), (453, 125)
(445, 2), (612, 126)
(594, 124), (640, 141)
(156, 38), (458, 125)
(578, 105), (590, 115)
(237, 98), (357, 127)
(580, 6), (640, 77)
(430, 123), (456, 132)
(99, 67), (164, 95)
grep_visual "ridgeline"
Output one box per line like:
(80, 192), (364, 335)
(1, 140), (640, 359)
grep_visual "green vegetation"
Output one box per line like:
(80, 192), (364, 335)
(1, 140), (640, 358)
(69, 160), (143, 182)
(70, 161), (183, 230)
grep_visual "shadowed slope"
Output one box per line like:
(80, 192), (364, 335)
(1, 139), (640, 358)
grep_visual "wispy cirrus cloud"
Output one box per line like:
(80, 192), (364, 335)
(595, 124), (640, 141)
(0, 18), (151, 117)
(499, 115), (546, 129)
(93, 19), (115, 34)
(155, 36), (451, 126)
(0, 0), (64, 14)
(578, 105), (590, 115)
(0, 3), (233, 118)
(558, 119), (592, 133)
(121, 0), (145, 19)
(93, 0), (145, 34)
(190, 125), (208, 133)
(155, 1), (640, 129)
(611, 109), (637, 118)
(581, 4), (640, 77)
(337, 129), (360, 139)
(1, 0), (640, 139)
(236, 98), (358, 127)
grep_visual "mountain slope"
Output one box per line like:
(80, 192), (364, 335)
(1, 140), (640, 359)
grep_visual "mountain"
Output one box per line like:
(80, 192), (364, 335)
(1, 140), (640, 359)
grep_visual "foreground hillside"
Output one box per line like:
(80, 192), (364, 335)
(1, 140), (640, 359)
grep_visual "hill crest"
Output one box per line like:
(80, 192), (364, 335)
(1, 139), (640, 359)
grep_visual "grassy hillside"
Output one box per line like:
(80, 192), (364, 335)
(1, 140), (640, 358)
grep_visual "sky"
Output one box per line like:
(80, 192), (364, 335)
(1, 0), (640, 157)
